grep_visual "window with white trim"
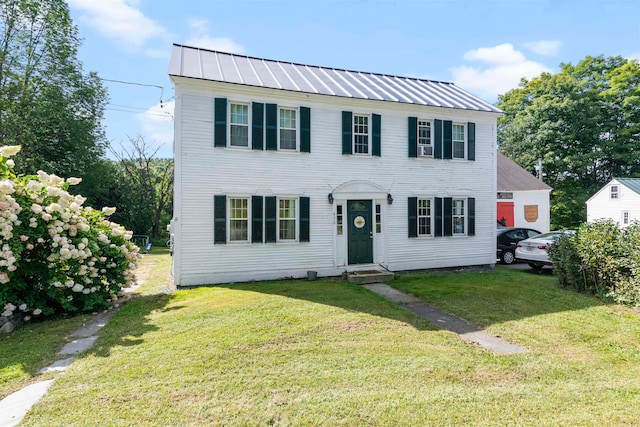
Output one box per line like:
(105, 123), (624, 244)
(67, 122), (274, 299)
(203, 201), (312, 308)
(375, 204), (382, 233)
(229, 103), (249, 147)
(418, 198), (433, 236)
(611, 185), (619, 199)
(278, 198), (297, 241)
(418, 120), (433, 157)
(336, 205), (343, 235)
(623, 211), (630, 225)
(453, 198), (465, 235)
(353, 114), (369, 154)
(279, 107), (297, 150)
(452, 123), (465, 159)
(229, 197), (249, 242)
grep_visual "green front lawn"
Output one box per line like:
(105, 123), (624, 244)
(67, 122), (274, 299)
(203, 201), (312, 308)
(20, 262), (640, 426)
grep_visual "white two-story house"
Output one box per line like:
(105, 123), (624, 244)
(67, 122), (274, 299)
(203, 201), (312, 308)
(168, 44), (502, 286)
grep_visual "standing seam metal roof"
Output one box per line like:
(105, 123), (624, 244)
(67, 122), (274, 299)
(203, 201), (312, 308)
(615, 178), (640, 196)
(169, 44), (503, 114)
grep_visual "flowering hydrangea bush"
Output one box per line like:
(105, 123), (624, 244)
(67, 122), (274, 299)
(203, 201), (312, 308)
(0, 146), (141, 322)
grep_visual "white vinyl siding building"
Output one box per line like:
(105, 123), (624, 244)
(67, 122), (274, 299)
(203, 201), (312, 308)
(169, 45), (501, 286)
(587, 178), (640, 227)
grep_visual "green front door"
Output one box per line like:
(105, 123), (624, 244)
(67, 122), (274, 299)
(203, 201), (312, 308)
(348, 200), (373, 265)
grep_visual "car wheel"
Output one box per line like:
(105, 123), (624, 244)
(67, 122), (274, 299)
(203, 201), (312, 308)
(501, 250), (515, 264)
(528, 263), (543, 270)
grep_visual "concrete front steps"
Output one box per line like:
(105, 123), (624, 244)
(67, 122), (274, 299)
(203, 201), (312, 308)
(344, 266), (394, 284)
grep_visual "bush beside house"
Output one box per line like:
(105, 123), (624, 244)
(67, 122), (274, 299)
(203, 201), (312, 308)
(550, 219), (640, 306)
(0, 146), (140, 330)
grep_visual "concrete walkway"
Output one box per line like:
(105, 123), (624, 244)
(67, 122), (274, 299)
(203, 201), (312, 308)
(362, 283), (527, 355)
(0, 280), (143, 426)
(0, 305), (122, 426)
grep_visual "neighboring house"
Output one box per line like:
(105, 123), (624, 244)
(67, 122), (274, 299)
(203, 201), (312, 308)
(586, 178), (640, 227)
(497, 153), (551, 233)
(168, 44), (502, 286)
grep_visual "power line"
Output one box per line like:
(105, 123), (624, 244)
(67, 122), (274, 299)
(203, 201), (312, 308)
(98, 77), (166, 103)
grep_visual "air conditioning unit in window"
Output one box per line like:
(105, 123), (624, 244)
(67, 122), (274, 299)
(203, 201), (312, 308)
(418, 145), (432, 157)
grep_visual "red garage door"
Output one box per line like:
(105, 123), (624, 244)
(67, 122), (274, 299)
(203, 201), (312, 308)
(497, 202), (514, 227)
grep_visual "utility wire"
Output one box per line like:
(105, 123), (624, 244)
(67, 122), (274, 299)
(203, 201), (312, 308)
(98, 77), (166, 104)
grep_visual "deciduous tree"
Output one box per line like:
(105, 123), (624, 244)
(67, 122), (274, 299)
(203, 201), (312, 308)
(0, 0), (107, 181)
(498, 55), (640, 227)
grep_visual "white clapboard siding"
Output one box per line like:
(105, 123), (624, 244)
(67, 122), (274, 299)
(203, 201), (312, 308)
(587, 179), (640, 227)
(172, 79), (498, 286)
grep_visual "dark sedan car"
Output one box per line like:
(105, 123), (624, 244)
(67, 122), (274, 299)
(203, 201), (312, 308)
(497, 228), (541, 264)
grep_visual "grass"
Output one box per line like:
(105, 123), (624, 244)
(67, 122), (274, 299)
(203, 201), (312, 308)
(0, 314), (89, 400)
(0, 247), (171, 401)
(18, 262), (640, 426)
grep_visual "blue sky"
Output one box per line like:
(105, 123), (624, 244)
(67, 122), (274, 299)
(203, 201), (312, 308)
(66, 0), (640, 158)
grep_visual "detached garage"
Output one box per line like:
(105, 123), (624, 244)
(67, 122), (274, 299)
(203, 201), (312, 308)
(497, 153), (551, 233)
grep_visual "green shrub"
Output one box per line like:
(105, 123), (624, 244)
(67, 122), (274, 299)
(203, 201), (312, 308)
(0, 146), (141, 321)
(549, 220), (640, 306)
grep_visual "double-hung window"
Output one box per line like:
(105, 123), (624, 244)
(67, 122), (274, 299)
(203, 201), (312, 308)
(623, 211), (630, 225)
(452, 123), (465, 159)
(418, 120), (433, 157)
(611, 185), (619, 199)
(418, 198), (433, 236)
(279, 108), (297, 150)
(229, 197), (249, 242)
(278, 198), (297, 241)
(229, 103), (249, 147)
(353, 114), (369, 154)
(452, 198), (465, 235)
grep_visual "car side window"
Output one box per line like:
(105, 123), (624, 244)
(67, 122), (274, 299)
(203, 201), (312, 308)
(508, 230), (525, 240)
(527, 230), (540, 238)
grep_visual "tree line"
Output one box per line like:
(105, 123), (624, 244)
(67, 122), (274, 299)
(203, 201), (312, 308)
(0, 0), (172, 241)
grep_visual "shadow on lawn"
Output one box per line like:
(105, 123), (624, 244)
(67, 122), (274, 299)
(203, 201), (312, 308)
(391, 266), (603, 328)
(218, 267), (604, 331)
(87, 293), (177, 358)
(217, 279), (436, 331)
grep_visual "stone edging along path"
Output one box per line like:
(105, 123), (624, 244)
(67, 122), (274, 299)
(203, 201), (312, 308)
(0, 283), (140, 427)
(361, 283), (527, 355)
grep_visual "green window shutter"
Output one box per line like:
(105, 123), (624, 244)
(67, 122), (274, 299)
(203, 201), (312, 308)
(434, 197), (443, 237)
(252, 102), (264, 150)
(265, 196), (277, 243)
(251, 196), (263, 243)
(214, 195), (226, 244)
(467, 122), (475, 161)
(372, 113), (381, 157)
(467, 197), (475, 236)
(299, 196), (310, 242)
(443, 197), (453, 236)
(300, 107), (311, 153)
(434, 119), (442, 159)
(342, 111), (352, 155)
(265, 103), (277, 151)
(408, 197), (417, 238)
(408, 117), (417, 158)
(214, 98), (227, 147)
(443, 120), (452, 160)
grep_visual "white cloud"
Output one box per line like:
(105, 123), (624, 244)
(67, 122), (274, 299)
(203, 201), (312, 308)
(67, 0), (169, 54)
(451, 43), (551, 100)
(523, 40), (561, 56)
(136, 100), (174, 152)
(182, 18), (245, 53)
(463, 43), (526, 65)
